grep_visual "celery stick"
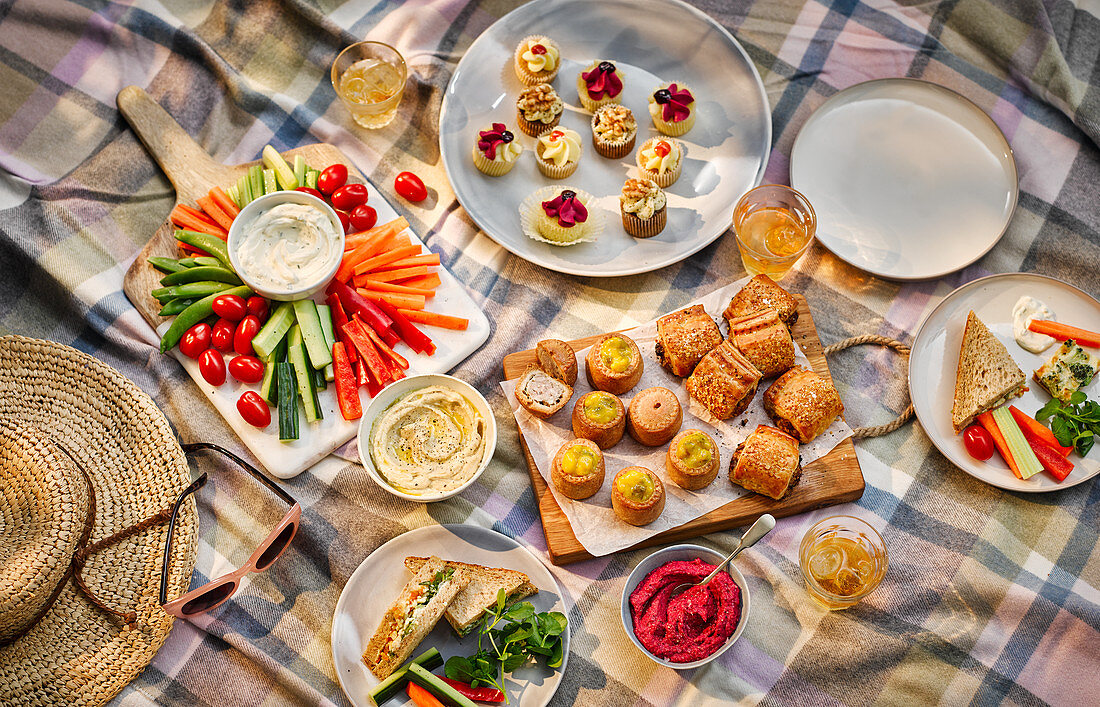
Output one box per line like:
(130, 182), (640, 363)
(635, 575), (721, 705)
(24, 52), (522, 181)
(992, 407), (1043, 479)
(227, 183), (240, 207)
(262, 145), (299, 190)
(237, 174), (252, 206)
(262, 168), (277, 195)
(293, 155), (307, 187)
(249, 165), (263, 201)
(305, 169), (319, 190)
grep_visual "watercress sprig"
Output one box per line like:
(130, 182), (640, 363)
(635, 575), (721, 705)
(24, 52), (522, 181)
(1036, 391), (1100, 456)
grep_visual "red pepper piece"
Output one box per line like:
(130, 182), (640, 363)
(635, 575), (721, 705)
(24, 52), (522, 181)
(327, 279), (396, 339)
(331, 342), (362, 420)
(342, 318), (390, 387)
(374, 298), (434, 355)
(439, 677), (505, 703)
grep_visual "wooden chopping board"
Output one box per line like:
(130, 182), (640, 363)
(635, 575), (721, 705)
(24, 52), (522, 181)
(501, 295), (864, 565)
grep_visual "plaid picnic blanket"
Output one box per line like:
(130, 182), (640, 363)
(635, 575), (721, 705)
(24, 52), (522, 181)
(1, 0), (1098, 705)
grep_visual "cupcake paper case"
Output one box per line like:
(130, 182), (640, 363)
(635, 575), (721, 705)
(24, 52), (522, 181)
(535, 127), (583, 179)
(648, 81), (696, 136)
(576, 60), (625, 111)
(514, 35), (561, 86)
(473, 123), (523, 177)
(520, 186), (603, 246)
(516, 84), (564, 137)
(636, 137), (684, 187)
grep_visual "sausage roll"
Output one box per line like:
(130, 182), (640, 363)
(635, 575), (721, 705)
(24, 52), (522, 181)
(685, 340), (762, 420)
(729, 425), (802, 500)
(655, 304), (723, 377)
(762, 366), (844, 442)
(723, 274), (799, 328)
(727, 308), (795, 378)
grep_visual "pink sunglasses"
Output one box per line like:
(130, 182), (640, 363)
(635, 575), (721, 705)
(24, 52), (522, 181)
(159, 443), (301, 618)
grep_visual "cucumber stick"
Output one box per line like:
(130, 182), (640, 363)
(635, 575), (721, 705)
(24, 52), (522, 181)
(252, 302), (295, 359)
(368, 648), (444, 704)
(262, 145), (299, 191)
(317, 304), (336, 382)
(262, 168), (277, 195)
(407, 664), (477, 707)
(288, 326), (322, 423)
(260, 338), (287, 405)
(992, 407), (1043, 479)
(292, 299), (333, 369)
(276, 361), (299, 441)
(293, 154), (307, 188)
(305, 169), (319, 190)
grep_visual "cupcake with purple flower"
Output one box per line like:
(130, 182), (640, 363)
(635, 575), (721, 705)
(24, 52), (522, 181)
(472, 122), (523, 176)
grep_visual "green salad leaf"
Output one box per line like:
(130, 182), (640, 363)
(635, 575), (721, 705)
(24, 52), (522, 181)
(1036, 391), (1100, 456)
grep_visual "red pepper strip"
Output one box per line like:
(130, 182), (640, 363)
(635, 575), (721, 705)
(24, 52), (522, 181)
(327, 279), (396, 338)
(331, 342), (362, 420)
(1008, 405), (1073, 456)
(326, 294), (358, 367)
(374, 298), (434, 355)
(342, 318), (390, 386)
(356, 359), (369, 388)
(439, 677), (505, 703)
(366, 325), (410, 369)
(364, 369), (382, 397)
(381, 328), (401, 348)
(178, 242), (211, 257)
(1026, 434), (1074, 481)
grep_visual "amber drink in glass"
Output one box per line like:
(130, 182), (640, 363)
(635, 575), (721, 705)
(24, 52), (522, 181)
(799, 515), (887, 609)
(732, 184), (815, 280)
(332, 41), (407, 129)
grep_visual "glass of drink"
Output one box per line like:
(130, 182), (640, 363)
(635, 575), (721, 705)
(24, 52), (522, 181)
(331, 41), (407, 130)
(798, 515), (887, 610)
(732, 184), (816, 280)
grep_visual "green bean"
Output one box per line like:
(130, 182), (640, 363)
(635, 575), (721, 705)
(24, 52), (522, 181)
(160, 285), (252, 353)
(148, 256), (185, 274)
(174, 230), (233, 271)
(159, 266), (242, 287)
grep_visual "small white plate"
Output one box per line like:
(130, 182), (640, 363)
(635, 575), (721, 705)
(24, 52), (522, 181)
(439, 0), (771, 277)
(790, 79), (1017, 280)
(332, 524), (570, 707)
(909, 273), (1100, 492)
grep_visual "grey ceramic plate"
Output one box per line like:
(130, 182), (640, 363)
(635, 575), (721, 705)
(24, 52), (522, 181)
(439, 0), (770, 277)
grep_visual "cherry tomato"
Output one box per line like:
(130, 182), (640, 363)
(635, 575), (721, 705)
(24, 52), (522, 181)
(331, 183), (369, 211)
(198, 349), (226, 386)
(228, 355), (265, 384)
(211, 318), (235, 353)
(317, 163), (348, 196)
(350, 204), (378, 232)
(335, 209), (351, 234)
(394, 171), (427, 202)
(964, 425), (995, 461)
(211, 294), (247, 322)
(246, 296), (269, 322)
(236, 391), (271, 428)
(234, 315), (261, 356)
(295, 186), (324, 200)
(178, 323), (211, 359)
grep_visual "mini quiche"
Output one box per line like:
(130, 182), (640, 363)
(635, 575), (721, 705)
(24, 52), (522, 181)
(611, 466), (665, 526)
(1034, 339), (1100, 403)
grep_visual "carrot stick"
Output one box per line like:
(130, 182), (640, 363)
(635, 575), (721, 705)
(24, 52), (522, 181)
(365, 326), (409, 369)
(1008, 405), (1073, 456)
(398, 273), (442, 290)
(336, 234), (412, 283)
(352, 245), (423, 276)
(196, 195), (234, 231)
(359, 290), (426, 310)
(360, 280), (436, 299)
(977, 411), (1022, 479)
(397, 309), (469, 331)
(344, 216), (408, 247)
(365, 266), (429, 283)
(407, 682), (445, 707)
(374, 253), (440, 270)
(178, 203), (222, 228)
(170, 205), (227, 238)
(209, 186), (240, 217)
(1028, 320), (1100, 348)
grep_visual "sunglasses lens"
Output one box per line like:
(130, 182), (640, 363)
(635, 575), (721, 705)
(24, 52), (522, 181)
(255, 523), (295, 571)
(181, 582), (236, 615)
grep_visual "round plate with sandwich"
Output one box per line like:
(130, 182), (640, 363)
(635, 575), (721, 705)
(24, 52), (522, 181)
(332, 524), (570, 706)
(910, 273), (1100, 492)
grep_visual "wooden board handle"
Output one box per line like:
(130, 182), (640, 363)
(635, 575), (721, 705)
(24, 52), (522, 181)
(116, 86), (225, 202)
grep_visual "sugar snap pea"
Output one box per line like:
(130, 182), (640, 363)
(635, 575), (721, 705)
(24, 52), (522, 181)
(151, 281), (234, 303)
(174, 230), (233, 271)
(158, 297), (197, 317)
(159, 266), (242, 287)
(160, 285), (252, 353)
(148, 256), (185, 274)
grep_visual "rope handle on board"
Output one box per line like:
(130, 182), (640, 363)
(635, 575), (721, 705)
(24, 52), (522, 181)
(822, 335), (914, 439)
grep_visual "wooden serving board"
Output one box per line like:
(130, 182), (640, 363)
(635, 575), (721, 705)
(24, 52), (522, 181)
(502, 295), (864, 565)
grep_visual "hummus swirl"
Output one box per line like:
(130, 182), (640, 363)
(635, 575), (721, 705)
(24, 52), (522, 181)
(369, 385), (487, 495)
(629, 558), (741, 663)
(235, 202), (341, 291)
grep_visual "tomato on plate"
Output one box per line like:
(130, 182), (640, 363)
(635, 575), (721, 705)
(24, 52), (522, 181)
(198, 349), (226, 386)
(394, 171), (427, 202)
(295, 186), (324, 200)
(212, 294), (247, 322)
(350, 204), (377, 232)
(234, 315), (261, 356)
(246, 296), (269, 322)
(236, 391), (271, 428)
(179, 323), (211, 359)
(964, 425), (995, 461)
(228, 355), (265, 384)
(317, 164), (348, 196)
(331, 183), (369, 211)
(211, 318), (235, 352)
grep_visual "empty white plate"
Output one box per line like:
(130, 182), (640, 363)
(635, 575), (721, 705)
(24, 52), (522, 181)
(909, 273), (1100, 492)
(790, 79), (1017, 280)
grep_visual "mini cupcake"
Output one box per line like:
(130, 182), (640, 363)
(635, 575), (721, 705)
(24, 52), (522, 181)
(636, 137), (683, 187)
(516, 84), (564, 137)
(576, 60), (624, 112)
(620, 178), (667, 238)
(472, 123), (523, 177)
(513, 35), (561, 86)
(648, 82), (696, 136)
(520, 186), (602, 246)
(590, 104), (636, 159)
(535, 127), (583, 179)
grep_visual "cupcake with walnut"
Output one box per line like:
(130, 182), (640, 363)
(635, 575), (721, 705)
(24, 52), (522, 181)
(472, 123), (523, 177)
(516, 84), (564, 137)
(590, 104), (636, 159)
(620, 178), (667, 238)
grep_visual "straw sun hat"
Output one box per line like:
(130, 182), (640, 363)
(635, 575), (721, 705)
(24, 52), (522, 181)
(0, 335), (198, 706)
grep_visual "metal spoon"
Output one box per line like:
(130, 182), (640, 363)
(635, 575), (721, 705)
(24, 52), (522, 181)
(671, 514), (776, 597)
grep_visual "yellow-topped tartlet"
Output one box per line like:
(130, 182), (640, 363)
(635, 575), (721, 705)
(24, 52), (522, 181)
(665, 429), (720, 490)
(551, 438), (605, 500)
(611, 466), (665, 526)
(571, 390), (626, 449)
(585, 333), (643, 394)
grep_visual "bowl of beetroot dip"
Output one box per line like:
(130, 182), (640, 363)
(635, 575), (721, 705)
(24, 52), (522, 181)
(620, 544), (750, 669)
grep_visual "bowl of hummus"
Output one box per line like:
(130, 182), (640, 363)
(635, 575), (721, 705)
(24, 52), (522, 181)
(620, 544), (750, 669)
(357, 374), (496, 502)
(227, 190), (345, 301)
